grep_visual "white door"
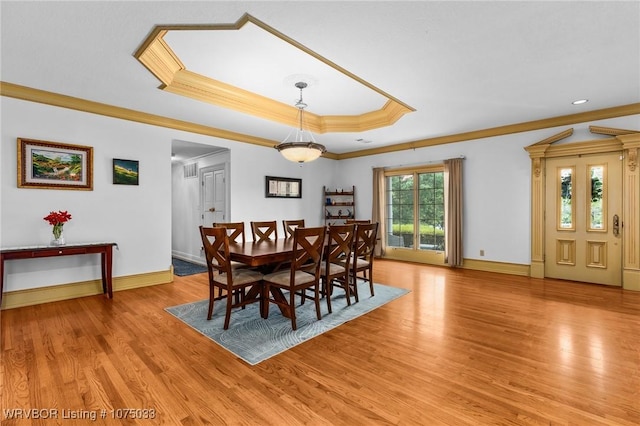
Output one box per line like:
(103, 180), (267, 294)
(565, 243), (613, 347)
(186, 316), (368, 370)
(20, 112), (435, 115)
(545, 152), (623, 286)
(201, 168), (226, 226)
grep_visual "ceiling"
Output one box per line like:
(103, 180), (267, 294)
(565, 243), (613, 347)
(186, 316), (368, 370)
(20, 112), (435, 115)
(1, 1), (639, 161)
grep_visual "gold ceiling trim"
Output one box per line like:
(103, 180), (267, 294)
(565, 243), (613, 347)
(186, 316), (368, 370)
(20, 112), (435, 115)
(589, 125), (640, 136)
(337, 103), (640, 160)
(0, 82), (278, 150)
(134, 14), (414, 133)
(1, 81), (638, 163)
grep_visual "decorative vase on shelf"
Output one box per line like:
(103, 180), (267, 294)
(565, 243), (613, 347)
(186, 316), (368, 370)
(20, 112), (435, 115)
(51, 224), (65, 246)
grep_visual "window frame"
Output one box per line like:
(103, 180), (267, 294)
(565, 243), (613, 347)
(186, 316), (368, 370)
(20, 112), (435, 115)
(383, 164), (446, 265)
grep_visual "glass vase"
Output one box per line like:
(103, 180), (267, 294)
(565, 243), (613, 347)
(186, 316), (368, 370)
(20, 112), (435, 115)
(51, 224), (65, 246)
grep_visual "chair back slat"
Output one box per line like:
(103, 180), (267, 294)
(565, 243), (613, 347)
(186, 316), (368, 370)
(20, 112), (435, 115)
(354, 222), (378, 261)
(200, 226), (231, 277)
(291, 226), (326, 277)
(213, 222), (245, 244)
(326, 224), (355, 264)
(251, 221), (278, 241)
(283, 219), (305, 238)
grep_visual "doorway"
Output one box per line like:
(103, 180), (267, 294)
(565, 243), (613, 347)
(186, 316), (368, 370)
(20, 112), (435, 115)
(200, 165), (226, 226)
(544, 152), (623, 286)
(525, 128), (640, 291)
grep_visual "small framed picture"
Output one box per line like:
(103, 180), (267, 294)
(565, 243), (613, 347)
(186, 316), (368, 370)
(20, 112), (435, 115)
(17, 138), (93, 190)
(113, 159), (139, 185)
(265, 176), (302, 198)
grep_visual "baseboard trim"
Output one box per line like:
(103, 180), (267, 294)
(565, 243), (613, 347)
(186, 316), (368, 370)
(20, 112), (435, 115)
(623, 269), (640, 291)
(1, 269), (173, 310)
(461, 258), (530, 276)
(171, 251), (206, 266)
(380, 255), (530, 277)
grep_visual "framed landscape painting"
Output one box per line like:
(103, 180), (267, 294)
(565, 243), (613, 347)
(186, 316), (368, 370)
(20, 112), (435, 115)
(17, 138), (93, 190)
(113, 158), (139, 185)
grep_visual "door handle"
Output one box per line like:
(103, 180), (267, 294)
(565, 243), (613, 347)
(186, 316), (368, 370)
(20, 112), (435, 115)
(209, 207), (216, 212)
(613, 214), (619, 236)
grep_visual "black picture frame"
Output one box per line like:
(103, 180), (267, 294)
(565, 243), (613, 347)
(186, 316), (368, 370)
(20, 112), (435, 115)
(265, 176), (302, 198)
(113, 158), (139, 185)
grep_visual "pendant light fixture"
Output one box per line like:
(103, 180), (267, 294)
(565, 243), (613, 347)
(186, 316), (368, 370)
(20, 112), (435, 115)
(275, 82), (326, 163)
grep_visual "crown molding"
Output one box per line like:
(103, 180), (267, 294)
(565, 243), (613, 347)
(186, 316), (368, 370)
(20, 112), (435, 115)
(337, 103), (640, 160)
(0, 81), (278, 149)
(134, 14), (414, 133)
(2, 81), (638, 161)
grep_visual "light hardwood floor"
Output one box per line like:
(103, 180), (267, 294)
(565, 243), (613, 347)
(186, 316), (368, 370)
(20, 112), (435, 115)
(2, 259), (639, 425)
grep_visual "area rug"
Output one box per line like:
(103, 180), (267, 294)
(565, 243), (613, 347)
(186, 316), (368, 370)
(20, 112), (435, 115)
(172, 257), (208, 276)
(165, 281), (410, 365)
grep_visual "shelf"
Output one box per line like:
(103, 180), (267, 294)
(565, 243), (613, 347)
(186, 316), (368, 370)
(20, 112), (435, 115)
(325, 191), (354, 196)
(323, 185), (355, 225)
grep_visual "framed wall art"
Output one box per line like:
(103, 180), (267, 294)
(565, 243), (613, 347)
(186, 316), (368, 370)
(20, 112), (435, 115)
(17, 138), (93, 190)
(265, 176), (302, 198)
(113, 158), (139, 185)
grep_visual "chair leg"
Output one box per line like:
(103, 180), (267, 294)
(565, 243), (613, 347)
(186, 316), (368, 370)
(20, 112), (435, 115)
(351, 270), (360, 303)
(325, 278), (333, 313)
(207, 284), (216, 320)
(223, 292), (233, 330)
(314, 283), (322, 320)
(367, 267), (375, 296)
(289, 289), (297, 330)
(342, 276), (352, 306)
(262, 283), (270, 319)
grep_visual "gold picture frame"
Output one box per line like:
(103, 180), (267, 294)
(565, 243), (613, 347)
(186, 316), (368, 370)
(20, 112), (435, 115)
(17, 138), (93, 190)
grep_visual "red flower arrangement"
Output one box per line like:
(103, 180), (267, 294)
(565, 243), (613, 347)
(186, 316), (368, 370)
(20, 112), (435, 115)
(44, 210), (72, 243)
(43, 210), (72, 226)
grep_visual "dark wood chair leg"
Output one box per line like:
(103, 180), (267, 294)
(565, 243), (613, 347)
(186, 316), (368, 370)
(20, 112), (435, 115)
(289, 289), (297, 330)
(325, 279), (333, 313)
(351, 270), (360, 303)
(208, 285), (216, 320)
(314, 284), (322, 320)
(223, 292), (233, 330)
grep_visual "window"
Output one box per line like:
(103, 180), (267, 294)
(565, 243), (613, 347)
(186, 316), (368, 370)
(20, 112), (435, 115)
(384, 166), (445, 263)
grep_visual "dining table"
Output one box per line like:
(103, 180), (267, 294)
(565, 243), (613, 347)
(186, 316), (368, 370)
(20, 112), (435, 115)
(227, 238), (296, 269)
(227, 238), (298, 319)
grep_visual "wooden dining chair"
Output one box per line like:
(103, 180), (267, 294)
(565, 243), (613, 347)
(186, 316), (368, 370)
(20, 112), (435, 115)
(345, 219), (371, 224)
(250, 221), (278, 241)
(199, 226), (264, 329)
(282, 219), (305, 238)
(320, 224), (355, 313)
(262, 226), (326, 330)
(341, 222), (379, 301)
(212, 222), (250, 277)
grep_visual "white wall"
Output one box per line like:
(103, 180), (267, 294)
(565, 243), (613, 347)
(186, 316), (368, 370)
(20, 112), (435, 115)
(1, 97), (336, 292)
(171, 150), (231, 263)
(170, 140), (336, 264)
(1, 98), (172, 290)
(335, 115), (640, 265)
(2, 94), (638, 293)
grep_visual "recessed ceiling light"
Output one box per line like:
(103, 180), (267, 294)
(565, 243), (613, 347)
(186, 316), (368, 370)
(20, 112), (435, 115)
(572, 99), (588, 105)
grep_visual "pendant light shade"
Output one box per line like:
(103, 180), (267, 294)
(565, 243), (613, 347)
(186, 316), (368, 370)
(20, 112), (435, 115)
(276, 141), (326, 162)
(275, 82), (326, 163)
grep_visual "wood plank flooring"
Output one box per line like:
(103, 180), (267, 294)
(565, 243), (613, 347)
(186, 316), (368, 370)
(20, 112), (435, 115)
(2, 259), (639, 425)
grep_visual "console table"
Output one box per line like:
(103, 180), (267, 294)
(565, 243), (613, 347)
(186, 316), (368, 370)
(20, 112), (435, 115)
(0, 242), (118, 306)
